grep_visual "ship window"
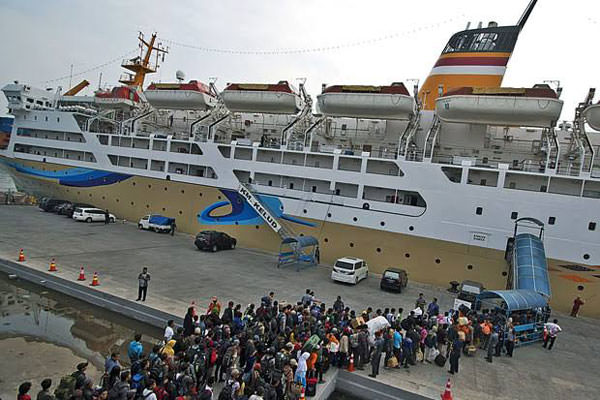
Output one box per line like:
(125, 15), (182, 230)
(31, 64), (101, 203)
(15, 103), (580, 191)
(583, 254), (590, 260)
(589, 222), (597, 231)
(324, 238), (329, 243)
(327, 213), (332, 218)
(480, 179), (487, 186)
(303, 209), (307, 214)
(34, 116), (37, 120)
(380, 221), (385, 227)
(341, 124), (347, 131)
(511, 211), (518, 220)
(268, 180), (272, 186)
(467, 264), (473, 270)
(349, 242), (354, 248)
(376, 248), (381, 253)
(540, 185), (547, 192)
(311, 186), (316, 192)
(409, 225), (414, 231)
(548, 217), (556, 225)
(476, 207), (483, 215)
(353, 217), (358, 222)
(289, 182), (294, 189)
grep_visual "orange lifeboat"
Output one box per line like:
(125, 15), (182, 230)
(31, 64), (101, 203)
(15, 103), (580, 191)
(436, 85), (563, 127)
(221, 81), (303, 114)
(317, 82), (415, 119)
(144, 80), (217, 110)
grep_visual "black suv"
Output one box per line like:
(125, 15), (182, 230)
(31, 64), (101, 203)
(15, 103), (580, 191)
(380, 268), (409, 293)
(39, 198), (68, 212)
(194, 231), (237, 252)
(60, 203), (94, 218)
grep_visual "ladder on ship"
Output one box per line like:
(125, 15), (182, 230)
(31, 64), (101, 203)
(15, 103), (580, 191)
(398, 110), (421, 160)
(571, 88), (596, 175)
(238, 183), (296, 240)
(423, 115), (441, 161)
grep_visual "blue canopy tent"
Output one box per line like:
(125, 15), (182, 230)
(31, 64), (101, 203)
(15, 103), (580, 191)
(278, 236), (319, 270)
(477, 289), (550, 346)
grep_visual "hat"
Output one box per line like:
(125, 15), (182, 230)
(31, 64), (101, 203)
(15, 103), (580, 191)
(285, 342), (294, 350)
(77, 362), (88, 371)
(290, 359), (298, 367)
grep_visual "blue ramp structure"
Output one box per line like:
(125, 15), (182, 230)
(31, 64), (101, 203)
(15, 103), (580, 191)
(277, 236), (319, 270)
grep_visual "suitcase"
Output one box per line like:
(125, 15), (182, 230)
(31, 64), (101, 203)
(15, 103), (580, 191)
(386, 356), (399, 368)
(306, 378), (318, 397)
(434, 354), (446, 367)
(467, 345), (477, 357)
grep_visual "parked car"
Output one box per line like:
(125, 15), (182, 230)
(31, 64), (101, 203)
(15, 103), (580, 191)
(331, 257), (369, 285)
(72, 207), (115, 223)
(454, 280), (485, 311)
(39, 198), (67, 212)
(138, 214), (175, 233)
(61, 203), (94, 218)
(55, 201), (73, 215)
(194, 231), (237, 252)
(380, 268), (409, 293)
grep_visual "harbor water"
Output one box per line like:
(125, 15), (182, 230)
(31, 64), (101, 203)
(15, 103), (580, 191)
(0, 274), (162, 399)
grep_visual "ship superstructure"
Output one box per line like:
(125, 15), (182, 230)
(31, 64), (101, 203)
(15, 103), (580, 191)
(1, 1), (600, 315)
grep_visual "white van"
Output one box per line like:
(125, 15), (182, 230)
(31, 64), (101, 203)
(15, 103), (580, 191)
(331, 257), (369, 284)
(72, 207), (115, 223)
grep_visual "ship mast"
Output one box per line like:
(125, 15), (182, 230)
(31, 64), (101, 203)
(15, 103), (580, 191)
(119, 32), (168, 89)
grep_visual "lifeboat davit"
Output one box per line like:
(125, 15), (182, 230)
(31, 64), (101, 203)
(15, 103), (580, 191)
(436, 86), (563, 127)
(144, 80), (217, 110)
(221, 81), (303, 114)
(317, 83), (415, 120)
(584, 103), (600, 131)
(95, 86), (140, 109)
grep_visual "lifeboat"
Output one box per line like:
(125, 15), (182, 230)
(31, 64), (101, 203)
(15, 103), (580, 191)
(144, 80), (217, 110)
(221, 81), (303, 114)
(436, 86), (563, 127)
(317, 83), (415, 120)
(94, 86), (140, 109)
(584, 103), (600, 131)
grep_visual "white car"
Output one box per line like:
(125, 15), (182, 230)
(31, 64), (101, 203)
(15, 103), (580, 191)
(331, 256), (369, 284)
(72, 207), (115, 223)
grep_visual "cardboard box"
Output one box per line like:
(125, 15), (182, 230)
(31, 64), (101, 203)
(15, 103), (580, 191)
(351, 316), (365, 329)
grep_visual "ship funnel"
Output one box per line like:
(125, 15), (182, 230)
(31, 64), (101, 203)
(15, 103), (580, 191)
(418, 4), (535, 110)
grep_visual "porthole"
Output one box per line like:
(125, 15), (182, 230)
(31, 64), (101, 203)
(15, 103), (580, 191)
(89, 194), (92, 197)
(353, 217), (358, 222)
(178, 210), (183, 215)
(362, 203), (370, 210)
(467, 264), (473, 270)
(380, 221), (385, 227)
(405, 253), (410, 258)
(577, 285), (584, 291)
(435, 258), (441, 264)
(409, 226), (414, 231)
(199, 192), (203, 197)
(255, 225), (259, 229)
(164, 187), (168, 191)
(162, 207), (166, 211)
(102, 196), (105, 200)
(583, 254), (590, 260)
(303, 209), (307, 214)
(327, 213), (332, 218)
(218, 196), (222, 200)
(116, 199), (120, 203)
(235, 221), (239, 225)
(130, 202), (134, 206)
(349, 242), (354, 248)
(148, 184), (152, 189)
(324, 238), (329, 243)
(181, 190), (185, 194)
(299, 233), (304, 237)
(376, 248), (381, 253)
(502, 271), (508, 276)
(132, 182), (136, 186)
(146, 204), (150, 208)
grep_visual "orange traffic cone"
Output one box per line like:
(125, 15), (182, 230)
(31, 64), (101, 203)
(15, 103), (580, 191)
(18, 249), (25, 262)
(441, 378), (453, 400)
(90, 272), (100, 286)
(77, 266), (86, 281)
(347, 352), (355, 372)
(48, 259), (57, 272)
(299, 386), (305, 400)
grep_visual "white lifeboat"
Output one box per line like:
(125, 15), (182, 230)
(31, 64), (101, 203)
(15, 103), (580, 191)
(317, 83), (415, 120)
(436, 86), (563, 128)
(144, 80), (217, 110)
(583, 103), (600, 131)
(94, 86), (140, 109)
(221, 81), (303, 114)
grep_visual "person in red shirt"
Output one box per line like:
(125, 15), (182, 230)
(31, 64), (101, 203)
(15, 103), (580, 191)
(570, 296), (584, 317)
(17, 382), (32, 400)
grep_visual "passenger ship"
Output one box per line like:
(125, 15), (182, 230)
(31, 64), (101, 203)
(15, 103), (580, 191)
(1, 0), (600, 315)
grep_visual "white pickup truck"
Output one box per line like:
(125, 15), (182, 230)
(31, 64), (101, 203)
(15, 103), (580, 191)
(138, 214), (175, 233)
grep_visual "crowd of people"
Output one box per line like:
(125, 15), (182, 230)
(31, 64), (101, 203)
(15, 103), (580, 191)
(15, 290), (561, 400)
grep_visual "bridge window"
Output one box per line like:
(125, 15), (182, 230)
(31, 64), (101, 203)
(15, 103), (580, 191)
(548, 217), (556, 225)
(589, 222), (596, 231)
(511, 212), (518, 220)
(475, 207), (483, 215)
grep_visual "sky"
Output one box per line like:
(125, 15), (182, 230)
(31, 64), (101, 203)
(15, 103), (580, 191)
(0, 0), (598, 119)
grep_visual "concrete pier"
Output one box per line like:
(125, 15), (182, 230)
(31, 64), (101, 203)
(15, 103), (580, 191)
(1, 206), (600, 400)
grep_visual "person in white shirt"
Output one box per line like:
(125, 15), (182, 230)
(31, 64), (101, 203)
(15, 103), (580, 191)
(142, 379), (157, 400)
(543, 319), (562, 350)
(164, 319), (175, 342)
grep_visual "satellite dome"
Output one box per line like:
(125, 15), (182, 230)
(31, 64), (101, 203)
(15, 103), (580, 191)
(176, 70), (185, 82)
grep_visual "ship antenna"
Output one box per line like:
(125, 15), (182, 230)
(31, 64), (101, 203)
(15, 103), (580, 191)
(517, 0), (538, 31)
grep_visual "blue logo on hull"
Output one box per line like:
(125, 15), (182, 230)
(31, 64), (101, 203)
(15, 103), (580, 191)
(198, 189), (315, 227)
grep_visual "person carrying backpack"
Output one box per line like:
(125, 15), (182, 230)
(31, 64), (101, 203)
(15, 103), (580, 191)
(108, 371), (131, 400)
(141, 379), (157, 400)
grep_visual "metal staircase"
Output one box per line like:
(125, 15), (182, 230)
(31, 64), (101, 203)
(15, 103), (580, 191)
(238, 183), (295, 240)
(398, 110), (421, 159)
(572, 89), (596, 174)
(423, 115), (441, 161)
